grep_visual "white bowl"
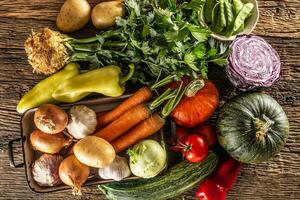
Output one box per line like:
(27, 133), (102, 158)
(199, 0), (259, 41)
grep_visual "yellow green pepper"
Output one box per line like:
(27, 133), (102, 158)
(17, 63), (80, 113)
(52, 64), (135, 103)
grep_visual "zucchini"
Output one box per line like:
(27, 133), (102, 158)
(98, 152), (218, 200)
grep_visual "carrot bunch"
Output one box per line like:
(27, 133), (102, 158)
(94, 87), (165, 153)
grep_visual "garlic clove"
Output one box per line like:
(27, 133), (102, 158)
(98, 155), (131, 181)
(32, 154), (63, 186)
(67, 105), (97, 139)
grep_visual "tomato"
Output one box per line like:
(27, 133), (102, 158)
(182, 135), (208, 163)
(193, 124), (217, 148)
(168, 126), (189, 152)
(171, 80), (219, 127)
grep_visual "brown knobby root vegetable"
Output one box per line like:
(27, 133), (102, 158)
(32, 154), (63, 186)
(34, 104), (68, 134)
(30, 130), (72, 154)
(91, 1), (125, 29)
(56, 0), (91, 32)
(59, 155), (90, 195)
(74, 136), (116, 168)
(24, 28), (69, 74)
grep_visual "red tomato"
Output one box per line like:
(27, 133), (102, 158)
(171, 80), (219, 127)
(193, 124), (217, 148)
(182, 135), (208, 163)
(168, 127), (189, 152)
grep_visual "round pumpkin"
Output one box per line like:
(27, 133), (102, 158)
(171, 80), (219, 127)
(217, 93), (289, 163)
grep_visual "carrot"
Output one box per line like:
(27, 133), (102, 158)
(111, 113), (165, 153)
(94, 104), (151, 142)
(97, 87), (152, 127)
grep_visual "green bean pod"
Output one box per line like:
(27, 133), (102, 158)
(211, 3), (224, 33)
(233, 3), (254, 33)
(219, 0), (227, 27)
(224, 0), (235, 35)
(232, 0), (244, 16)
(204, 0), (216, 24)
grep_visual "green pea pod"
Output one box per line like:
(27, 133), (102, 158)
(233, 3), (254, 33)
(224, 0), (235, 35)
(212, 3), (224, 33)
(236, 23), (245, 33)
(204, 0), (216, 24)
(17, 63), (80, 113)
(52, 64), (135, 103)
(219, 0), (227, 27)
(232, 0), (244, 16)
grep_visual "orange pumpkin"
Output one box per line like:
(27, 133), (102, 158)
(171, 80), (219, 127)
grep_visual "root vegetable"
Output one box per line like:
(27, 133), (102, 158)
(91, 1), (125, 29)
(56, 0), (91, 32)
(30, 130), (71, 154)
(112, 114), (165, 153)
(59, 155), (90, 195)
(97, 87), (152, 128)
(94, 104), (150, 142)
(74, 136), (115, 168)
(34, 104), (68, 134)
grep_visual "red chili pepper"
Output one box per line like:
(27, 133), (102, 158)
(196, 158), (241, 200)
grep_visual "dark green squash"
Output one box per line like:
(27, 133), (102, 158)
(217, 93), (289, 163)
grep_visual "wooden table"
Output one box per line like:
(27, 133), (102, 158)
(0, 0), (299, 199)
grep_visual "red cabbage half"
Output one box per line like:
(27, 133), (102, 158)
(227, 35), (281, 91)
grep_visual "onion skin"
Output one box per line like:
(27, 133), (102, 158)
(30, 130), (72, 154)
(32, 154), (63, 186)
(34, 104), (68, 134)
(227, 35), (281, 91)
(59, 155), (90, 195)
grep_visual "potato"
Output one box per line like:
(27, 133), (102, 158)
(91, 1), (125, 29)
(74, 136), (116, 168)
(56, 0), (91, 32)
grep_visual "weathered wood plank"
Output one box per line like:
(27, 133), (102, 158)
(253, 0), (300, 37)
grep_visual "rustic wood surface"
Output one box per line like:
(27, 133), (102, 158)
(0, 0), (299, 199)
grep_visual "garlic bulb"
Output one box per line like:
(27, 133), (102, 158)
(98, 155), (131, 181)
(67, 105), (97, 139)
(32, 154), (63, 186)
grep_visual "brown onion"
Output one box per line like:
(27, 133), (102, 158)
(30, 130), (72, 154)
(34, 104), (68, 134)
(32, 154), (63, 186)
(59, 155), (90, 195)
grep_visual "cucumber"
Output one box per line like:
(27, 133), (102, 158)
(98, 152), (218, 200)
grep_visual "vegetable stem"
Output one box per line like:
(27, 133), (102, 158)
(161, 82), (186, 118)
(149, 88), (176, 111)
(150, 75), (177, 90)
(120, 64), (135, 85)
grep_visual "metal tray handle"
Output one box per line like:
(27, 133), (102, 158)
(8, 138), (24, 168)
